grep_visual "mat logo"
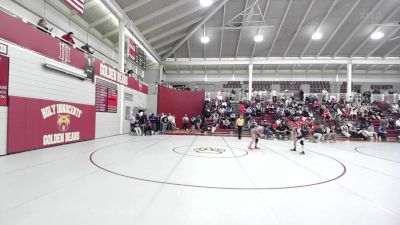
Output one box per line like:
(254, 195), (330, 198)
(57, 114), (71, 132)
(193, 147), (225, 154)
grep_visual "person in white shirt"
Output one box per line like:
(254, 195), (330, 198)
(396, 118), (400, 129)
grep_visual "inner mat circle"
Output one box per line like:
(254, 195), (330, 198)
(90, 141), (346, 190)
(173, 145), (248, 158)
(355, 145), (400, 163)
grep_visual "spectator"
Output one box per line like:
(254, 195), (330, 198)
(340, 123), (351, 138)
(129, 113), (136, 135)
(61, 32), (75, 45)
(149, 113), (157, 134)
(311, 125), (324, 143)
(81, 43), (95, 54)
(236, 115), (244, 139)
(195, 115), (202, 131)
(182, 114), (189, 130)
(396, 118), (400, 129)
(37, 18), (52, 33)
(161, 113), (168, 133)
(378, 125), (387, 141)
(271, 89), (277, 103)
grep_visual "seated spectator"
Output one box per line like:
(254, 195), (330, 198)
(276, 123), (289, 140)
(37, 18), (53, 33)
(211, 123), (218, 135)
(61, 32), (75, 45)
(311, 126), (323, 143)
(143, 121), (152, 136)
(340, 123), (351, 138)
(378, 125), (388, 141)
(81, 43), (95, 54)
(396, 118), (400, 129)
(324, 126), (336, 142)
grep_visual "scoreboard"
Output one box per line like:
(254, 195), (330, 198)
(127, 38), (146, 70)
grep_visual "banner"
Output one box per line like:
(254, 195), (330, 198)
(94, 61), (148, 94)
(0, 55), (9, 106)
(7, 96), (96, 154)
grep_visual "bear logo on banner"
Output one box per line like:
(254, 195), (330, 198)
(57, 114), (71, 132)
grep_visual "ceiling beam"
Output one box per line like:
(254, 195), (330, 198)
(219, 4), (227, 73)
(384, 42), (400, 57)
(283, 0), (315, 58)
(164, 57), (400, 66)
(382, 64), (392, 73)
(350, 6), (400, 57)
(158, 47), (173, 56)
(148, 17), (203, 43)
(135, 0), (191, 25)
(89, 14), (113, 28)
(316, 0), (360, 57)
(366, 27), (400, 57)
(99, 0), (161, 63)
(266, 0), (293, 57)
(142, 5), (203, 35)
(123, 0), (153, 13)
(332, 0), (385, 57)
(300, 0), (338, 58)
(250, 0), (270, 58)
(163, 0), (230, 60)
(153, 33), (187, 49)
(234, 0), (250, 58)
(103, 29), (119, 38)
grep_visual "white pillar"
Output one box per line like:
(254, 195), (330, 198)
(118, 20), (125, 72)
(118, 21), (125, 134)
(159, 64), (164, 82)
(347, 63), (352, 100)
(248, 64), (253, 100)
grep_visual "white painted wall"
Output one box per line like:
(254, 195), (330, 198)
(121, 88), (148, 133)
(95, 78), (122, 138)
(95, 77), (148, 137)
(0, 107), (7, 156)
(4, 41), (95, 105)
(0, 0), (119, 68)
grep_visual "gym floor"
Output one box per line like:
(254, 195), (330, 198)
(0, 135), (399, 225)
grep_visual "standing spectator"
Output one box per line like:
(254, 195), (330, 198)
(61, 32), (75, 45)
(190, 116), (196, 132)
(149, 113), (157, 134)
(129, 113), (136, 135)
(195, 115), (202, 131)
(182, 114), (189, 131)
(37, 18), (52, 33)
(271, 89), (277, 103)
(299, 89), (304, 102)
(161, 113), (168, 133)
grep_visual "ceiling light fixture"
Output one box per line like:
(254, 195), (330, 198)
(312, 32), (322, 40)
(200, 0), (213, 7)
(201, 36), (210, 44)
(370, 31), (384, 40)
(254, 34), (263, 42)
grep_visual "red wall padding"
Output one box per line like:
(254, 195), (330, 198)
(7, 96), (96, 154)
(157, 85), (205, 129)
